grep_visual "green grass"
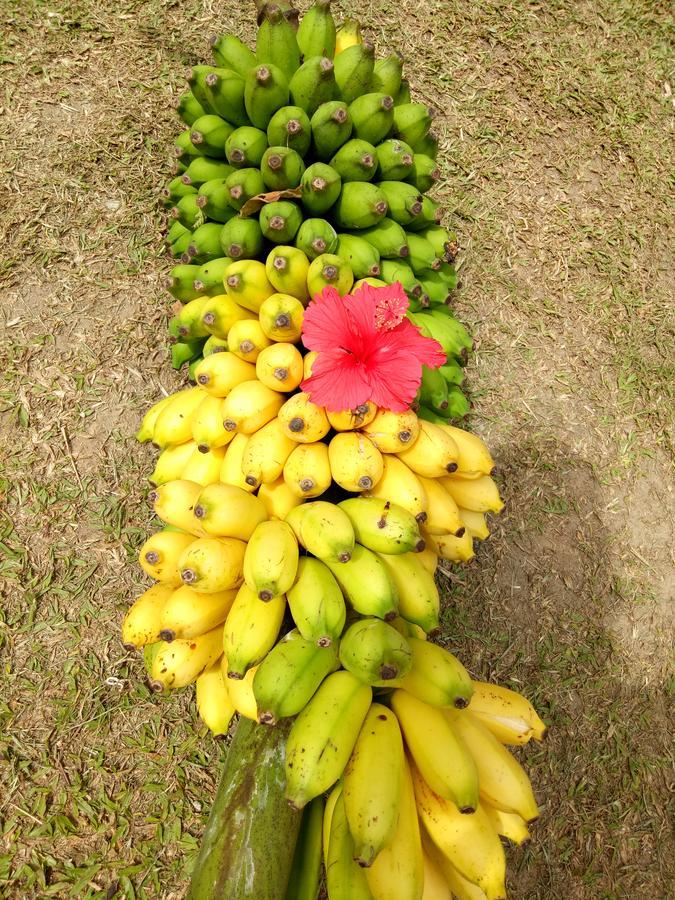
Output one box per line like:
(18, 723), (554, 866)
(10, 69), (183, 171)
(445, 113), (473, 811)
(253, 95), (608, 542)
(0, 0), (673, 897)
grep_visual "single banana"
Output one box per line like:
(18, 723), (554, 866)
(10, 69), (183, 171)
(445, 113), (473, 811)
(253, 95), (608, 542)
(159, 584), (237, 641)
(181, 444), (227, 486)
(240, 415), (297, 487)
(375, 551), (439, 633)
(285, 796), (325, 900)
(436, 423), (495, 475)
(222, 657), (258, 720)
(361, 407), (420, 453)
(121, 583), (174, 650)
(285, 500), (355, 563)
(343, 703), (405, 867)
(468, 680), (547, 745)
(430, 530), (475, 564)
(278, 391), (331, 443)
(396, 420), (460, 478)
(191, 393), (234, 452)
(324, 544), (399, 620)
(255, 341), (305, 392)
(137, 393), (171, 442)
(257, 476), (304, 520)
(338, 497), (424, 554)
(482, 803), (531, 846)
(222, 583), (286, 679)
(195, 662), (235, 736)
(440, 475), (504, 514)
(193, 482), (268, 540)
(391, 638), (474, 709)
(326, 401), (378, 432)
(364, 454), (428, 523)
(178, 536), (246, 592)
(416, 545), (439, 576)
(458, 508), (490, 540)
(222, 379), (285, 434)
(283, 441), (332, 498)
(325, 788), (374, 900)
(138, 530), (196, 583)
(193, 352), (257, 398)
(287, 556), (346, 647)
(420, 838), (453, 900)
(219, 432), (254, 492)
(421, 831), (485, 900)
(151, 625), (223, 690)
(149, 479), (205, 535)
(339, 618), (412, 683)
(243, 519), (299, 600)
(329, 432), (384, 492)
(323, 781), (342, 867)
(285, 670), (372, 809)
(418, 475), (464, 536)
(149, 440), (196, 485)
(152, 387), (206, 449)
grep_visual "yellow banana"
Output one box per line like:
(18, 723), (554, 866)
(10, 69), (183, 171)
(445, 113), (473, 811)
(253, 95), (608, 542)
(335, 18), (362, 55)
(195, 662), (235, 736)
(431, 531), (475, 564)
(285, 500), (355, 563)
(421, 832), (485, 900)
(392, 638), (474, 709)
(226, 317), (271, 362)
(343, 703), (405, 867)
(329, 432), (384, 492)
(255, 342), (304, 392)
(259, 292), (304, 342)
(149, 440), (196, 485)
(323, 782), (343, 867)
(365, 755), (424, 900)
(375, 552), (439, 633)
(201, 293), (254, 339)
(468, 680), (547, 745)
(240, 416), (297, 487)
(178, 536), (246, 593)
(221, 657), (258, 720)
(411, 764), (507, 900)
(158, 584), (237, 641)
(278, 392), (330, 443)
(416, 545), (439, 576)
(326, 401), (378, 432)
(458, 508), (490, 540)
(283, 441), (332, 498)
(221, 379), (284, 434)
(421, 840), (452, 900)
(436, 424), (495, 476)
(151, 625), (223, 690)
(191, 394), (232, 452)
(364, 454), (428, 523)
(224, 259), (275, 312)
(440, 475), (504, 514)
(396, 420), (460, 478)
(121, 582), (174, 649)
(418, 475), (464, 536)
(265, 245), (310, 303)
(325, 788), (374, 900)
(138, 530), (196, 583)
(193, 352), (257, 398)
(152, 387), (207, 449)
(222, 583), (286, 679)
(482, 803), (530, 846)
(285, 670), (372, 809)
(243, 520), (299, 600)
(444, 709), (539, 822)
(361, 408), (420, 453)
(257, 476), (304, 520)
(149, 479), (205, 535)
(181, 444), (227, 486)
(219, 432), (254, 492)
(136, 393), (171, 442)
(303, 350), (318, 379)
(193, 482), (267, 540)
(391, 691), (479, 812)
(287, 556), (346, 647)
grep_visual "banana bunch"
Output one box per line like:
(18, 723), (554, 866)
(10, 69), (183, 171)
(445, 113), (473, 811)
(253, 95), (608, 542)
(162, 0), (470, 416)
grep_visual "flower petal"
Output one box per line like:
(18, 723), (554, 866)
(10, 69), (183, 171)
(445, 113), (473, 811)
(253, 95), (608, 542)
(301, 286), (357, 353)
(301, 351), (372, 411)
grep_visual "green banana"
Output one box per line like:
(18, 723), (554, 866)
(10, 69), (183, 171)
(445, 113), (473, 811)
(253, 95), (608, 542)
(287, 557), (346, 648)
(439, 360), (465, 386)
(161, 176), (197, 208)
(256, 4), (301, 80)
(171, 339), (203, 370)
(296, 0), (336, 59)
(259, 200), (303, 243)
(211, 33), (256, 76)
(244, 63), (290, 129)
(300, 162), (342, 214)
(224, 167), (266, 210)
(417, 224), (455, 260)
(332, 182), (388, 229)
(174, 91), (206, 126)
(285, 796), (325, 900)
(324, 544), (398, 620)
(417, 268), (452, 306)
(267, 106), (312, 156)
(193, 257), (232, 296)
(395, 78), (412, 105)
(325, 790), (373, 900)
(165, 264), (201, 303)
(176, 295), (212, 340)
(376, 181), (424, 227)
(336, 233), (380, 278)
(372, 52), (403, 96)
(330, 138), (378, 182)
(358, 218), (410, 259)
(289, 56), (337, 116)
(173, 130), (204, 166)
(379, 259), (423, 297)
(338, 497), (424, 554)
(202, 68), (248, 126)
(220, 216), (264, 260)
(260, 146), (306, 190)
(334, 40), (374, 104)
(225, 126), (269, 168)
(405, 194), (442, 232)
(190, 114), (234, 158)
(348, 92), (395, 145)
(338, 617), (413, 683)
(203, 334), (230, 356)
(392, 102), (433, 146)
(185, 223), (225, 265)
(419, 365), (449, 412)
(295, 217), (339, 259)
(410, 129), (438, 159)
(181, 156), (234, 187)
(406, 153), (440, 192)
(310, 100), (352, 160)
(196, 178), (238, 223)
(406, 232), (440, 274)
(187, 65), (220, 113)
(170, 193), (203, 229)
(374, 138), (414, 181)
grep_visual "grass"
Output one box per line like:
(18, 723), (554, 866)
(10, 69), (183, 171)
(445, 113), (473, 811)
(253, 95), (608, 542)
(1, 0), (673, 896)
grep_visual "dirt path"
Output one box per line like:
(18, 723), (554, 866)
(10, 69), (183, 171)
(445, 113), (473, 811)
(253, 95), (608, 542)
(1, 1), (672, 896)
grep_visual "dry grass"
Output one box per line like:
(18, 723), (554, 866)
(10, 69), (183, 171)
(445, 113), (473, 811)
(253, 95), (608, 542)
(1, 0), (673, 897)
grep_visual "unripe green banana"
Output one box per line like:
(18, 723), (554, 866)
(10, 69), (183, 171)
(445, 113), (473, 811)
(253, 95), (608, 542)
(244, 63), (290, 130)
(332, 182), (388, 229)
(220, 216), (264, 260)
(224, 167), (266, 210)
(407, 153), (440, 192)
(170, 193), (203, 229)
(174, 91), (206, 126)
(287, 557), (346, 648)
(379, 259), (423, 297)
(349, 92), (395, 145)
(260, 146), (306, 190)
(211, 33), (256, 76)
(306, 252), (354, 296)
(375, 138), (414, 181)
(410, 129), (439, 159)
(392, 102), (433, 146)
(171, 338), (203, 369)
(185, 222), (224, 265)
(266, 105), (312, 156)
(295, 217), (339, 259)
(297, 0), (336, 59)
(372, 52), (403, 97)
(225, 126), (269, 168)
(358, 218), (410, 259)
(256, 4), (301, 80)
(182, 157), (234, 187)
(376, 181), (424, 227)
(289, 56), (338, 116)
(330, 138), (378, 182)
(324, 544), (398, 620)
(439, 360), (464, 386)
(167, 219), (190, 247)
(338, 497), (424, 554)
(417, 224), (456, 261)
(161, 176), (197, 208)
(406, 232), (441, 274)
(406, 194), (442, 232)
(173, 130), (204, 165)
(395, 78), (412, 105)
(419, 365), (449, 412)
(339, 618), (413, 683)
(169, 227), (194, 259)
(334, 40), (375, 104)
(176, 295), (212, 340)
(417, 268), (452, 306)
(196, 179), (238, 223)
(300, 162), (342, 214)
(190, 114), (234, 158)
(259, 200), (304, 243)
(193, 256), (232, 296)
(202, 68), (248, 126)
(336, 233), (380, 278)
(165, 264), (201, 302)
(310, 100), (352, 160)
(187, 65), (220, 113)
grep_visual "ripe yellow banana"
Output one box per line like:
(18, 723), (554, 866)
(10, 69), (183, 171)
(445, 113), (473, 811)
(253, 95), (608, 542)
(440, 475), (504, 514)
(416, 545), (439, 576)
(411, 764), (507, 900)
(287, 556), (346, 647)
(421, 831), (486, 900)
(432, 531), (475, 564)
(325, 544), (399, 620)
(285, 500), (355, 563)
(279, 392), (330, 443)
(325, 788), (374, 900)
(436, 424), (495, 476)
(418, 475), (464, 536)
(259, 292), (304, 342)
(138, 530), (196, 583)
(335, 18), (363, 54)
(303, 350), (318, 379)
(219, 432), (254, 492)
(222, 583), (286, 679)
(420, 840), (452, 900)
(137, 393), (171, 443)
(224, 259), (275, 312)
(468, 680), (547, 745)
(285, 670), (372, 809)
(151, 625), (223, 690)
(257, 476), (304, 520)
(193, 482), (267, 540)
(391, 691), (479, 812)
(338, 497), (424, 554)
(329, 432), (384, 492)
(255, 342), (304, 392)
(361, 408), (420, 453)
(375, 551), (440, 633)
(482, 803), (530, 846)
(343, 703), (405, 867)
(326, 401), (378, 432)
(221, 657), (258, 720)
(190, 393), (232, 452)
(221, 379), (284, 434)
(458, 508), (490, 540)
(178, 536), (246, 592)
(240, 416), (297, 487)
(158, 584), (237, 641)
(152, 387), (207, 449)
(193, 351), (257, 398)
(149, 440), (196, 485)
(445, 709), (539, 822)
(122, 582), (174, 649)
(149, 479), (205, 536)
(364, 454), (428, 523)
(195, 662), (235, 736)
(392, 638), (474, 709)
(396, 420), (460, 478)
(365, 756), (424, 900)
(181, 444), (227, 486)
(283, 441), (332, 498)
(243, 519), (299, 600)
(227, 317), (272, 362)
(201, 293), (254, 338)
